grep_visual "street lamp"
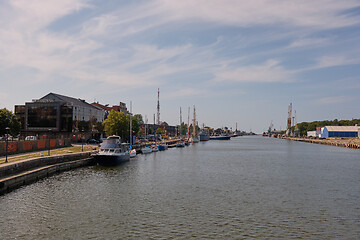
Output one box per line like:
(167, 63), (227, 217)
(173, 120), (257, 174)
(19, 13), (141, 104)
(5, 127), (10, 163)
(48, 129), (51, 156)
(81, 129), (84, 152)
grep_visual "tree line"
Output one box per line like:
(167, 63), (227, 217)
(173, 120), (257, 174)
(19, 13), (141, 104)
(297, 118), (360, 136)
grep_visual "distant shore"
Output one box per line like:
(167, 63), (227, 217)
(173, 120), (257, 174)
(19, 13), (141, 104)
(279, 136), (360, 149)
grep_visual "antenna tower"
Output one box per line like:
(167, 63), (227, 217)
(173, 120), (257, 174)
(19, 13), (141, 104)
(157, 88), (160, 125)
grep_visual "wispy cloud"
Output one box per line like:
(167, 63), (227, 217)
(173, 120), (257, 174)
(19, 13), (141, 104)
(213, 59), (293, 83)
(288, 37), (331, 48)
(154, 0), (360, 29)
(314, 55), (360, 69)
(317, 96), (354, 104)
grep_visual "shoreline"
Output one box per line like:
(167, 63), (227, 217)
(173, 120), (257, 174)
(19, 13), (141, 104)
(279, 136), (360, 149)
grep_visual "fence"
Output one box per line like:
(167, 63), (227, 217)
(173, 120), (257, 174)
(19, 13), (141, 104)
(0, 138), (72, 156)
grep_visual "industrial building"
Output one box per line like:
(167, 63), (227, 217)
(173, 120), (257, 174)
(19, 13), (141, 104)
(321, 126), (359, 138)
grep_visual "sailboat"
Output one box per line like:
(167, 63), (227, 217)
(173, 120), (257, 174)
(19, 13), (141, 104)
(190, 105), (199, 143)
(152, 114), (159, 152)
(129, 101), (136, 158)
(176, 107), (185, 148)
(141, 116), (152, 154)
(184, 107), (190, 146)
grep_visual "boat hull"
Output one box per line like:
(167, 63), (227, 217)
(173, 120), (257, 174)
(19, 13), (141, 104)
(209, 136), (231, 140)
(199, 134), (210, 141)
(158, 145), (168, 151)
(95, 154), (130, 166)
(141, 147), (152, 154)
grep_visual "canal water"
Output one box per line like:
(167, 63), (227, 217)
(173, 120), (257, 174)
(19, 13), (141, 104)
(0, 136), (359, 239)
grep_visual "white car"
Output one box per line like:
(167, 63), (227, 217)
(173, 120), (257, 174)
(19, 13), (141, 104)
(25, 136), (37, 141)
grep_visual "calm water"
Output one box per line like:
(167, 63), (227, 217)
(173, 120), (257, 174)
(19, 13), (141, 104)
(0, 136), (359, 239)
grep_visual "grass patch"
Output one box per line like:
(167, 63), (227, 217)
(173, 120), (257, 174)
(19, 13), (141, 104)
(0, 145), (99, 165)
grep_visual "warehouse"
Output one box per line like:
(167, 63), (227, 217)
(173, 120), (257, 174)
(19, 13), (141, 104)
(321, 126), (359, 138)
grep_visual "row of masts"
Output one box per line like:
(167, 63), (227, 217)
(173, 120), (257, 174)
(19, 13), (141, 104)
(179, 105), (198, 140)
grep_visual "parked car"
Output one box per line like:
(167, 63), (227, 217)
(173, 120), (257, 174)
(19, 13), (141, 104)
(87, 138), (99, 144)
(25, 136), (37, 141)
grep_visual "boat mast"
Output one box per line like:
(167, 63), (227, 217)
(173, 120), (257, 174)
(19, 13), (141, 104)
(130, 101), (132, 146)
(154, 114), (157, 146)
(179, 107), (182, 139)
(145, 115), (147, 143)
(187, 107), (190, 140)
(193, 105), (196, 139)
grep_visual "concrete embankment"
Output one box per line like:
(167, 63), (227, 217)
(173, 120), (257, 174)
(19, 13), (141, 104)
(280, 137), (360, 149)
(0, 152), (96, 195)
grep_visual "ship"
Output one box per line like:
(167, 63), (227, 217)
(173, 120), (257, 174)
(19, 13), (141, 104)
(209, 134), (231, 140)
(94, 136), (130, 166)
(199, 129), (210, 141)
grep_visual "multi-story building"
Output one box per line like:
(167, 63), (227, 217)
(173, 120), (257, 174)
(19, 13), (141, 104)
(15, 93), (106, 137)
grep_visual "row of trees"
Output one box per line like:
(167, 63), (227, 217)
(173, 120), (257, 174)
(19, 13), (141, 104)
(297, 118), (360, 136)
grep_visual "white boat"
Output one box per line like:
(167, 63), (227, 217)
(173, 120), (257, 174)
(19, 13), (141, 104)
(141, 145), (152, 154)
(190, 137), (199, 143)
(152, 145), (159, 152)
(129, 149), (137, 158)
(94, 136), (130, 166)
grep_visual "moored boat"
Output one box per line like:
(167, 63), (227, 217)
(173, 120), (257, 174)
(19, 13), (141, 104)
(176, 140), (185, 148)
(152, 145), (159, 152)
(199, 129), (210, 141)
(158, 142), (168, 151)
(94, 136), (130, 166)
(129, 149), (137, 158)
(141, 145), (152, 154)
(209, 135), (231, 140)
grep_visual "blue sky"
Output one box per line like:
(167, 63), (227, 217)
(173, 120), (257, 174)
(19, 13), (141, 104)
(0, 0), (360, 133)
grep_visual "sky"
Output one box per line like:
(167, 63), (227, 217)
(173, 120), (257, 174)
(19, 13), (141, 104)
(0, 0), (359, 133)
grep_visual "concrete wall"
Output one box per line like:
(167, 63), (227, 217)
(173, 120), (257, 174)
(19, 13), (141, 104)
(0, 138), (72, 156)
(0, 152), (96, 195)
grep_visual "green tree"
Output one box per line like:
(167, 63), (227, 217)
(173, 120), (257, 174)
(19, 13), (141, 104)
(156, 128), (165, 135)
(103, 110), (129, 140)
(0, 108), (21, 136)
(177, 122), (188, 136)
(131, 114), (143, 135)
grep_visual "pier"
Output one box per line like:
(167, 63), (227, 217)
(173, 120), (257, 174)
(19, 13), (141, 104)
(280, 136), (360, 149)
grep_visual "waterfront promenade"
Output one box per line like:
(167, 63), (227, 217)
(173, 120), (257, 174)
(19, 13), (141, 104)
(0, 145), (97, 195)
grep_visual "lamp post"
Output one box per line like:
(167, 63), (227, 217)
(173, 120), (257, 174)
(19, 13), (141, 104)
(48, 129), (51, 156)
(81, 129), (84, 152)
(5, 127), (10, 163)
